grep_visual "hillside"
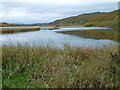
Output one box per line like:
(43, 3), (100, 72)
(0, 22), (22, 27)
(0, 22), (49, 27)
(50, 9), (119, 28)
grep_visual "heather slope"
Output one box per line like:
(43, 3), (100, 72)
(50, 9), (119, 28)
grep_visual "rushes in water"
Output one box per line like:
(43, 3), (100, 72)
(1, 28), (40, 34)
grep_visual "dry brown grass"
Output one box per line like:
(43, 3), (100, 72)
(1, 27), (40, 34)
(2, 44), (120, 88)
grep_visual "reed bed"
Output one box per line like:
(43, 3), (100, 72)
(2, 44), (120, 88)
(1, 28), (40, 34)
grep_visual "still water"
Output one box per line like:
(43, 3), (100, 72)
(0, 27), (117, 48)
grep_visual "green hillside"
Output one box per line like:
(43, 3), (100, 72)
(50, 9), (119, 28)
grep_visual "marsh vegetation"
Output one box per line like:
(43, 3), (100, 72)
(1, 26), (119, 88)
(1, 28), (40, 34)
(2, 44), (120, 88)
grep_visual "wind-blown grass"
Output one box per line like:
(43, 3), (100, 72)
(2, 44), (120, 88)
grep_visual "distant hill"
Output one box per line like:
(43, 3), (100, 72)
(0, 22), (48, 27)
(50, 9), (119, 28)
(1, 9), (119, 28)
(27, 23), (48, 26)
(0, 22), (22, 27)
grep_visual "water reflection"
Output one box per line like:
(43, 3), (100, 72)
(1, 27), (117, 48)
(57, 29), (118, 42)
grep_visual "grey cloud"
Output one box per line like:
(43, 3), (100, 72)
(0, 1), (118, 24)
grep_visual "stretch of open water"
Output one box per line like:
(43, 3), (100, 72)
(0, 27), (117, 48)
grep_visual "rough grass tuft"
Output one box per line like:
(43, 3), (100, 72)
(2, 44), (120, 88)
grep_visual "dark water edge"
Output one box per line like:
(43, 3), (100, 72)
(58, 28), (119, 42)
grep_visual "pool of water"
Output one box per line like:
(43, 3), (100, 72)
(0, 27), (117, 48)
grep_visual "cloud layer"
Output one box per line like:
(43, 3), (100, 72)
(0, 0), (118, 24)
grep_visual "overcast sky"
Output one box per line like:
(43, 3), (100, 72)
(0, 0), (119, 24)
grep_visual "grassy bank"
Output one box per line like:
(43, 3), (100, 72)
(1, 28), (40, 34)
(2, 44), (120, 88)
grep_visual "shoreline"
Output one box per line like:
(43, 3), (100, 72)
(0, 26), (83, 28)
(0, 26), (110, 29)
(0, 26), (40, 29)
